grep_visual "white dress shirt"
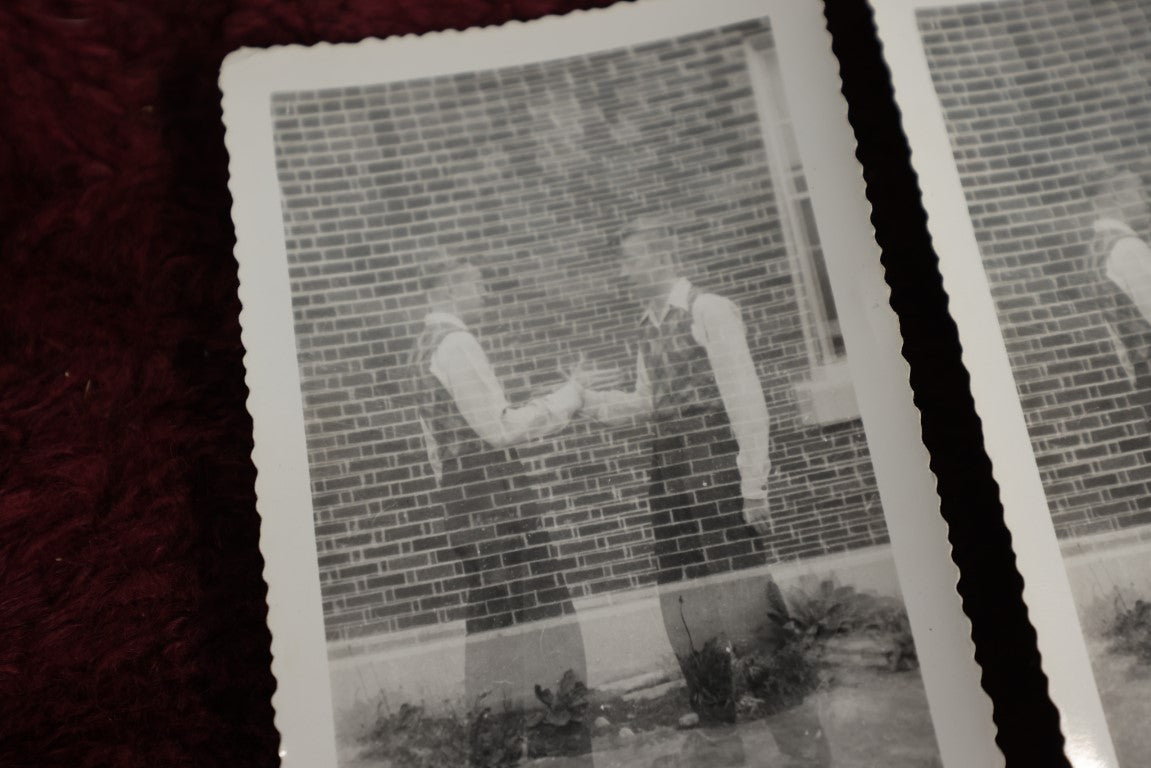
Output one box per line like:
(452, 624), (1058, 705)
(1097, 218), (1151, 325)
(421, 312), (582, 479)
(582, 279), (771, 499)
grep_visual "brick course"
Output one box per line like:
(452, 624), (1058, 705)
(918, 0), (1151, 539)
(272, 20), (888, 642)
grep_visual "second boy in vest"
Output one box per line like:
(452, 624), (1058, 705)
(582, 218), (830, 766)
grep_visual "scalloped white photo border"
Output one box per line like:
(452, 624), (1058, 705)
(220, 1), (997, 765)
(871, 0), (1123, 765)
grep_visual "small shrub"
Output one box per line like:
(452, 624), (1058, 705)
(361, 702), (468, 768)
(779, 576), (919, 671)
(781, 577), (873, 642)
(1107, 597), (1151, 665)
(873, 603), (918, 672)
(674, 590), (825, 724)
(527, 669), (590, 728)
(733, 636), (821, 717)
(739, 579), (826, 714)
(468, 698), (525, 768)
(525, 670), (594, 758)
(673, 596), (739, 723)
(679, 635), (738, 723)
(361, 695), (524, 768)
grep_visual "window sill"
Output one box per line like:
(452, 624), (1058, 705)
(794, 360), (860, 426)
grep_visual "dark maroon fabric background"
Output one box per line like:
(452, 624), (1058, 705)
(0, 2), (614, 766)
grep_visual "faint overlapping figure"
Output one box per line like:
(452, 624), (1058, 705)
(406, 254), (615, 765)
(1085, 164), (1151, 393)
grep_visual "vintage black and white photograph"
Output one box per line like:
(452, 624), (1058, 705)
(874, 0), (1151, 765)
(221, 1), (994, 767)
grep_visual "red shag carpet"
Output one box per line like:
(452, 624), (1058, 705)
(0, 2), (611, 766)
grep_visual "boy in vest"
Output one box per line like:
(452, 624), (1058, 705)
(1085, 165), (1151, 389)
(582, 218), (829, 766)
(406, 255), (613, 764)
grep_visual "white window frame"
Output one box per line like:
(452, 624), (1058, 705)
(745, 36), (859, 425)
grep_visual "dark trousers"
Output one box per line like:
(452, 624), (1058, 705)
(649, 415), (829, 767)
(649, 415), (762, 721)
(440, 448), (591, 763)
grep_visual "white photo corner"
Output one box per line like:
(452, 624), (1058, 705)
(221, 1), (997, 767)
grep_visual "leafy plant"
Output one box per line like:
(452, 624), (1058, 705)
(527, 669), (590, 729)
(468, 697), (526, 768)
(1106, 597), (1151, 665)
(525, 670), (594, 759)
(733, 637), (821, 717)
(362, 702), (468, 768)
(778, 577), (873, 642)
(733, 579), (824, 716)
(673, 596), (739, 723)
(361, 695), (524, 768)
(873, 602), (918, 671)
(679, 635), (738, 723)
(775, 576), (919, 671)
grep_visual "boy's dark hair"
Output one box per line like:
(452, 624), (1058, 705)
(616, 215), (678, 247)
(1083, 160), (1139, 205)
(420, 251), (474, 292)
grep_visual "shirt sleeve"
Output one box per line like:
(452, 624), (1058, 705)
(1107, 237), (1151, 328)
(692, 295), (771, 499)
(580, 349), (654, 424)
(429, 332), (582, 449)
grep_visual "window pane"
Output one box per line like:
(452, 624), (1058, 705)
(798, 197), (845, 356)
(746, 35), (845, 364)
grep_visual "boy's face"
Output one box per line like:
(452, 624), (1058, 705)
(619, 230), (673, 301)
(447, 264), (488, 325)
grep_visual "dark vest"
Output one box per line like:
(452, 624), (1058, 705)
(407, 320), (487, 462)
(640, 287), (727, 433)
(1087, 230), (1151, 379)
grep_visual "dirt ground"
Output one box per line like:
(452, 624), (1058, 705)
(1089, 643), (1151, 768)
(342, 666), (942, 768)
(579, 668), (940, 768)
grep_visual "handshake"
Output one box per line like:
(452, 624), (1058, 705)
(556, 354), (771, 535)
(566, 356), (627, 407)
(552, 354), (768, 534)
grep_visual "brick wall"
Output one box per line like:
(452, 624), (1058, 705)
(272, 19), (887, 643)
(917, 0), (1151, 539)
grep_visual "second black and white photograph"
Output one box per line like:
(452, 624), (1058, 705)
(874, 0), (1151, 765)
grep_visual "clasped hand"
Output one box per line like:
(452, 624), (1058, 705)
(567, 355), (625, 394)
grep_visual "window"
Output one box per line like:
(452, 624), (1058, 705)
(745, 35), (858, 424)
